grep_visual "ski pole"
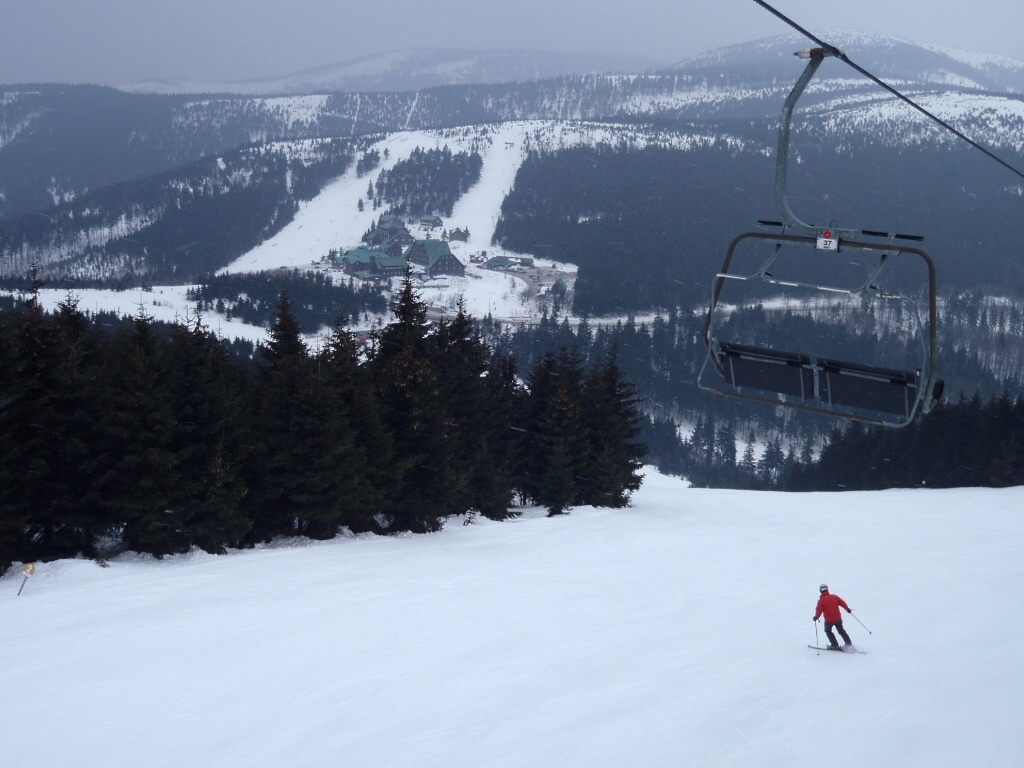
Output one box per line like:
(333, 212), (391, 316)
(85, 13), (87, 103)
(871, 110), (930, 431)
(849, 610), (872, 634)
(814, 618), (820, 654)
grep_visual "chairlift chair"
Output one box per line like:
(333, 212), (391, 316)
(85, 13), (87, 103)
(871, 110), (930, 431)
(698, 48), (944, 426)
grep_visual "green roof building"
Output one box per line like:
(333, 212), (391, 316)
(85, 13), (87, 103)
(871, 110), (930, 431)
(483, 255), (518, 270)
(338, 246), (407, 278)
(404, 239), (466, 278)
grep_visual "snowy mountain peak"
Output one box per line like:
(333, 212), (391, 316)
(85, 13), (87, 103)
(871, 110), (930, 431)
(669, 32), (1024, 94)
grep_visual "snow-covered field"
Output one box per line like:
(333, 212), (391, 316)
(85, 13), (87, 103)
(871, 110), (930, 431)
(2, 470), (1022, 767)
(216, 123), (566, 323)
(217, 121), (732, 324)
(1, 286), (273, 344)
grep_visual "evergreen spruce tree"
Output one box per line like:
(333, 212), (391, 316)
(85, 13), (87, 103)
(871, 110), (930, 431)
(436, 302), (516, 519)
(739, 435), (758, 482)
(521, 347), (589, 515)
(0, 306), (21, 572)
(315, 317), (394, 535)
(0, 292), (109, 566)
(579, 345), (646, 507)
(98, 307), (184, 557)
(245, 289), (367, 541)
(42, 295), (111, 554)
(714, 423), (737, 470)
(157, 314), (250, 552)
(369, 277), (455, 531)
(757, 437), (785, 487)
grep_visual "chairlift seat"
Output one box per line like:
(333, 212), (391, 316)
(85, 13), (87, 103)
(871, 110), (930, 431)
(719, 342), (814, 400)
(818, 358), (918, 418)
(714, 341), (921, 420)
(698, 47), (941, 428)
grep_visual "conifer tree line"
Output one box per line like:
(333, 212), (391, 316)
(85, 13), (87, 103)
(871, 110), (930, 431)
(784, 392), (1024, 491)
(0, 278), (646, 574)
(484, 304), (1024, 485)
(372, 146), (483, 217)
(355, 149), (381, 177)
(187, 270), (387, 332)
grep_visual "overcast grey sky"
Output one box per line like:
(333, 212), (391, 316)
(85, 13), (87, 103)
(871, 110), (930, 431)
(1, 0), (1022, 85)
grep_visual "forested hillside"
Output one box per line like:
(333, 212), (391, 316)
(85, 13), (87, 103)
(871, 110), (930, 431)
(0, 139), (355, 283)
(494, 141), (1024, 315)
(0, 281), (645, 571)
(786, 393), (1024, 491)
(485, 294), (1024, 478)
(6, 33), (1024, 222)
(373, 146), (483, 216)
(0, 88), (343, 220)
(187, 271), (387, 332)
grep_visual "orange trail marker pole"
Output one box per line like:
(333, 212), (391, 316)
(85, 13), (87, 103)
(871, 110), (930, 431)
(17, 563), (35, 595)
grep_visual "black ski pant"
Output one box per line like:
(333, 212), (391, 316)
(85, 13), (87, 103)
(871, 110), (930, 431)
(824, 620), (852, 647)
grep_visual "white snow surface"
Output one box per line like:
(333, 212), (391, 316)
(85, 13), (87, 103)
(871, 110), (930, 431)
(2, 469), (1023, 767)
(221, 121), (722, 276)
(219, 121), (746, 322)
(1, 286), (272, 344)
(920, 43), (1024, 73)
(807, 90), (1024, 152)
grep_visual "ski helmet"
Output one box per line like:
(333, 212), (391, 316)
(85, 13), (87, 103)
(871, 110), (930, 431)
(819, 583), (829, 593)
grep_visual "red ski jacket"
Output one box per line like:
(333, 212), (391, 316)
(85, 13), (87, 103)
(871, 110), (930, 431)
(815, 593), (850, 623)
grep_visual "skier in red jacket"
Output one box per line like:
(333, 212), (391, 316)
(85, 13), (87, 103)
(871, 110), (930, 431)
(814, 584), (854, 650)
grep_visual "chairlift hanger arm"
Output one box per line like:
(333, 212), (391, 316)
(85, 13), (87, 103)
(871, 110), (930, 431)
(774, 49), (858, 239)
(775, 50), (833, 237)
(751, 0), (1024, 184)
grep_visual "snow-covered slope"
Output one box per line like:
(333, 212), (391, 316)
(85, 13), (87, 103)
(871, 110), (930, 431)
(120, 49), (664, 96)
(218, 121), (753, 322)
(0, 286), (273, 344)
(9, 32), (1024, 224)
(222, 121), (745, 272)
(672, 30), (1024, 95)
(2, 469), (1022, 767)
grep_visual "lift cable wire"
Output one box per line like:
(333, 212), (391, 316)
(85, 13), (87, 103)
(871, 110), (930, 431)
(751, 0), (1024, 183)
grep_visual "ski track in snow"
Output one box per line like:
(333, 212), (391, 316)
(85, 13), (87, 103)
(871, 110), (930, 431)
(217, 124), (558, 323)
(1, 469), (1023, 767)
(217, 121), (747, 324)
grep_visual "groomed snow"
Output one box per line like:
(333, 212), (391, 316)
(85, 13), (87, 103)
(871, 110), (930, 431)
(2, 470), (1022, 767)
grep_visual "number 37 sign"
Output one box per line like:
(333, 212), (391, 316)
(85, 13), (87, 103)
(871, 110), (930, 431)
(816, 229), (839, 252)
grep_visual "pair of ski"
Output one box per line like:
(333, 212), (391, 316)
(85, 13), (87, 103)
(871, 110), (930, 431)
(808, 645), (867, 655)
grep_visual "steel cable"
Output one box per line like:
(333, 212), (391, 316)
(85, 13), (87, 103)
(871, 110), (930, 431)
(751, 0), (1024, 183)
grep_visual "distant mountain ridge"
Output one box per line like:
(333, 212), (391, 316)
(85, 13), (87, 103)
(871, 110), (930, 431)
(668, 30), (1024, 94)
(3, 32), (1024, 225)
(118, 48), (665, 96)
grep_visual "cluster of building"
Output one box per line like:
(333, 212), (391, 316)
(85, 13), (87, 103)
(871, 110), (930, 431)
(481, 255), (533, 270)
(334, 213), (467, 279)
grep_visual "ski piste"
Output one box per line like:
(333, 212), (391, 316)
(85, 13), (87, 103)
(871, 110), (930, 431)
(808, 645), (868, 654)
